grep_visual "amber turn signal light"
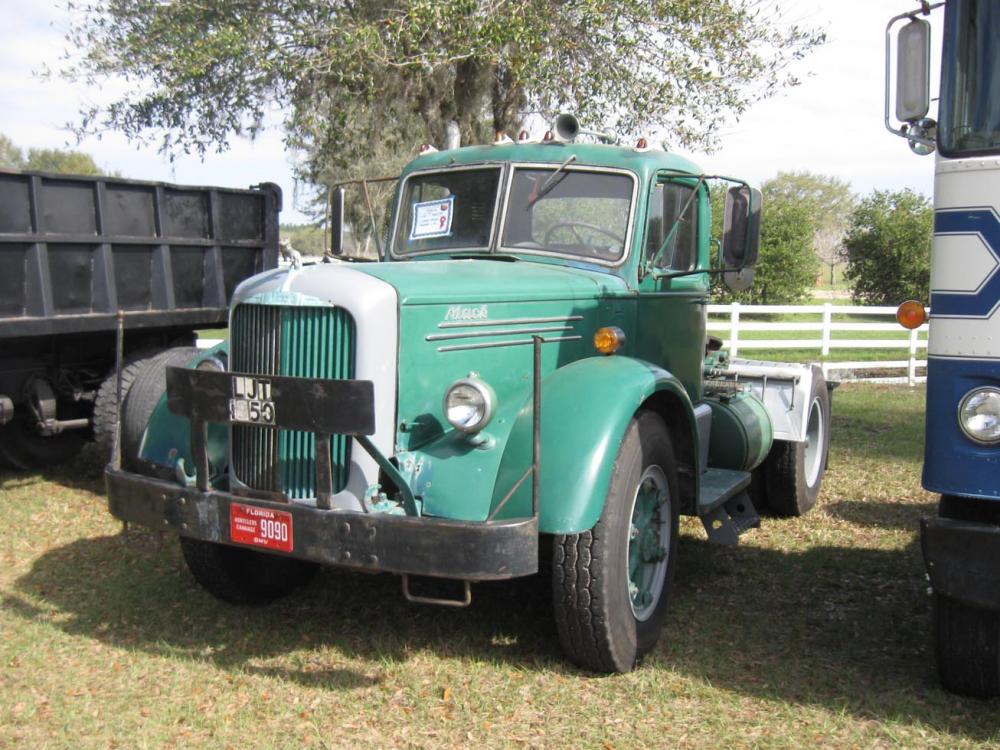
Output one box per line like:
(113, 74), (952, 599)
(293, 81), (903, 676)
(896, 300), (927, 330)
(594, 326), (626, 355)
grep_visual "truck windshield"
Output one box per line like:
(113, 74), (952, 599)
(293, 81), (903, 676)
(501, 168), (632, 262)
(939, 0), (1000, 156)
(393, 167), (502, 255)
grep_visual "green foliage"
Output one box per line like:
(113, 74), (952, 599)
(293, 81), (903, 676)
(712, 179), (820, 305)
(62, 0), (824, 186)
(280, 224), (327, 256)
(0, 134), (25, 169)
(763, 171), (855, 228)
(0, 133), (112, 176)
(24, 147), (105, 176)
(843, 189), (932, 305)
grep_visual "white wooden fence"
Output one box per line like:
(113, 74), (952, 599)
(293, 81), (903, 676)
(707, 303), (929, 385)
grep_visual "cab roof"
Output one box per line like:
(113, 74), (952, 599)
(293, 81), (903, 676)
(401, 141), (704, 182)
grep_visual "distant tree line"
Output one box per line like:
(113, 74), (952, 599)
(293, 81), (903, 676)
(0, 133), (114, 176)
(712, 170), (931, 306)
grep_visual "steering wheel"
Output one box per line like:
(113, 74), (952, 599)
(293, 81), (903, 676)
(543, 221), (624, 253)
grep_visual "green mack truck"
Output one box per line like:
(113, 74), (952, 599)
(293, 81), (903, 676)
(106, 118), (831, 673)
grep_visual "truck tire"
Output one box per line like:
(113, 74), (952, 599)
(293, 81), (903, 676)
(179, 537), (318, 605)
(119, 347), (200, 469)
(935, 593), (1000, 697)
(552, 411), (679, 673)
(0, 418), (83, 470)
(763, 368), (830, 517)
(92, 349), (160, 462)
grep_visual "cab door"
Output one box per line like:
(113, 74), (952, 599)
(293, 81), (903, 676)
(635, 174), (711, 400)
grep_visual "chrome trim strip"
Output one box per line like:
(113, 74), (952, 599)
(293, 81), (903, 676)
(437, 335), (582, 353)
(438, 314), (583, 329)
(427, 325), (573, 342)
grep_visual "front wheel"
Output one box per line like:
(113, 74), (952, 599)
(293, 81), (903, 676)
(552, 411), (679, 673)
(935, 594), (1000, 697)
(180, 537), (318, 605)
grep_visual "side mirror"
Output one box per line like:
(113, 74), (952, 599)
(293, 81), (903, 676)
(721, 186), (761, 292)
(329, 186), (345, 255)
(896, 18), (931, 123)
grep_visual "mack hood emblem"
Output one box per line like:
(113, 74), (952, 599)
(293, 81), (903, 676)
(444, 304), (489, 322)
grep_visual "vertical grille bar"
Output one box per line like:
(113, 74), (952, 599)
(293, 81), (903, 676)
(232, 303), (281, 491)
(231, 302), (356, 499)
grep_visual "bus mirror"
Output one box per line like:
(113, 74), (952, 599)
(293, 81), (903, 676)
(330, 187), (345, 255)
(722, 185), (762, 269)
(896, 18), (931, 123)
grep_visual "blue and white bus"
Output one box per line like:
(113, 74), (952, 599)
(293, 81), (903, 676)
(888, 0), (1000, 697)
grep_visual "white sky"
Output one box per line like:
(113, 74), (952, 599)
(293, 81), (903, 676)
(1, 0), (939, 224)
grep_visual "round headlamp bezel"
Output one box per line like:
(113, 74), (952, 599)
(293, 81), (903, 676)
(443, 377), (496, 434)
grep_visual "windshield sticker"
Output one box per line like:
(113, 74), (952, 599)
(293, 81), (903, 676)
(410, 196), (455, 240)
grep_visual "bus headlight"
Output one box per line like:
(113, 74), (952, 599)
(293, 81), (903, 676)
(958, 387), (1000, 444)
(444, 377), (495, 433)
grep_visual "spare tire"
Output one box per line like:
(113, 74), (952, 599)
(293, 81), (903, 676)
(92, 349), (161, 462)
(119, 347), (200, 469)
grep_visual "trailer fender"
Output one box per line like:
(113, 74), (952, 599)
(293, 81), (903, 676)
(490, 356), (698, 534)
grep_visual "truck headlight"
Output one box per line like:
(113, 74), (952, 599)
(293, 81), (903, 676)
(444, 377), (495, 433)
(958, 387), (1000, 444)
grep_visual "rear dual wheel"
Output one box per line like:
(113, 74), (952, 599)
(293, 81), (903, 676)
(553, 411), (679, 673)
(762, 367), (830, 517)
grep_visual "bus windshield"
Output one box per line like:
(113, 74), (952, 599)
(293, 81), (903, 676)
(939, 0), (1000, 156)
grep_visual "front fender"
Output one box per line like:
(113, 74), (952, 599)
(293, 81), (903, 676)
(491, 356), (696, 534)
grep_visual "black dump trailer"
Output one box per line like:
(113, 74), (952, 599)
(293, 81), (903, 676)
(0, 170), (280, 469)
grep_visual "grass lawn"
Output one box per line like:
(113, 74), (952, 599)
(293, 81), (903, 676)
(3, 384), (998, 748)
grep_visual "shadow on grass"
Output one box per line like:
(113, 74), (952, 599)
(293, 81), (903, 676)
(8, 527), (562, 690)
(0, 443), (107, 496)
(825, 499), (938, 530)
(8, 512), (1000, 740)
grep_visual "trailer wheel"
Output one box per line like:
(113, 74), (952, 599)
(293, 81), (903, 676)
(119, 347), (200, 469)
(763, 368), (830, 517)
(179, 537), (318, 605)
(935, 593), (1000, 697)
(0, 417), (83, 470)
(552, 411), (679, 673)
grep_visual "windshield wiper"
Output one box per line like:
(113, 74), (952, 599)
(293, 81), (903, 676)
(526, 155), (577, 208)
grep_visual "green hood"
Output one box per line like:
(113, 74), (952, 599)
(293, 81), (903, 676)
(358, 258), (629, 305)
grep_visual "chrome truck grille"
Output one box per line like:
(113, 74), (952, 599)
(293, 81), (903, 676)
(230, 303), (356, 499)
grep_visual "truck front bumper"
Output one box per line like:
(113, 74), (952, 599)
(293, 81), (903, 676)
(107, 468), (539, 580)
(922, 517), (1000, 610)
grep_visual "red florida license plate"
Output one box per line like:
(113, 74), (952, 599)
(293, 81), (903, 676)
(229, 502), (294, 552)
